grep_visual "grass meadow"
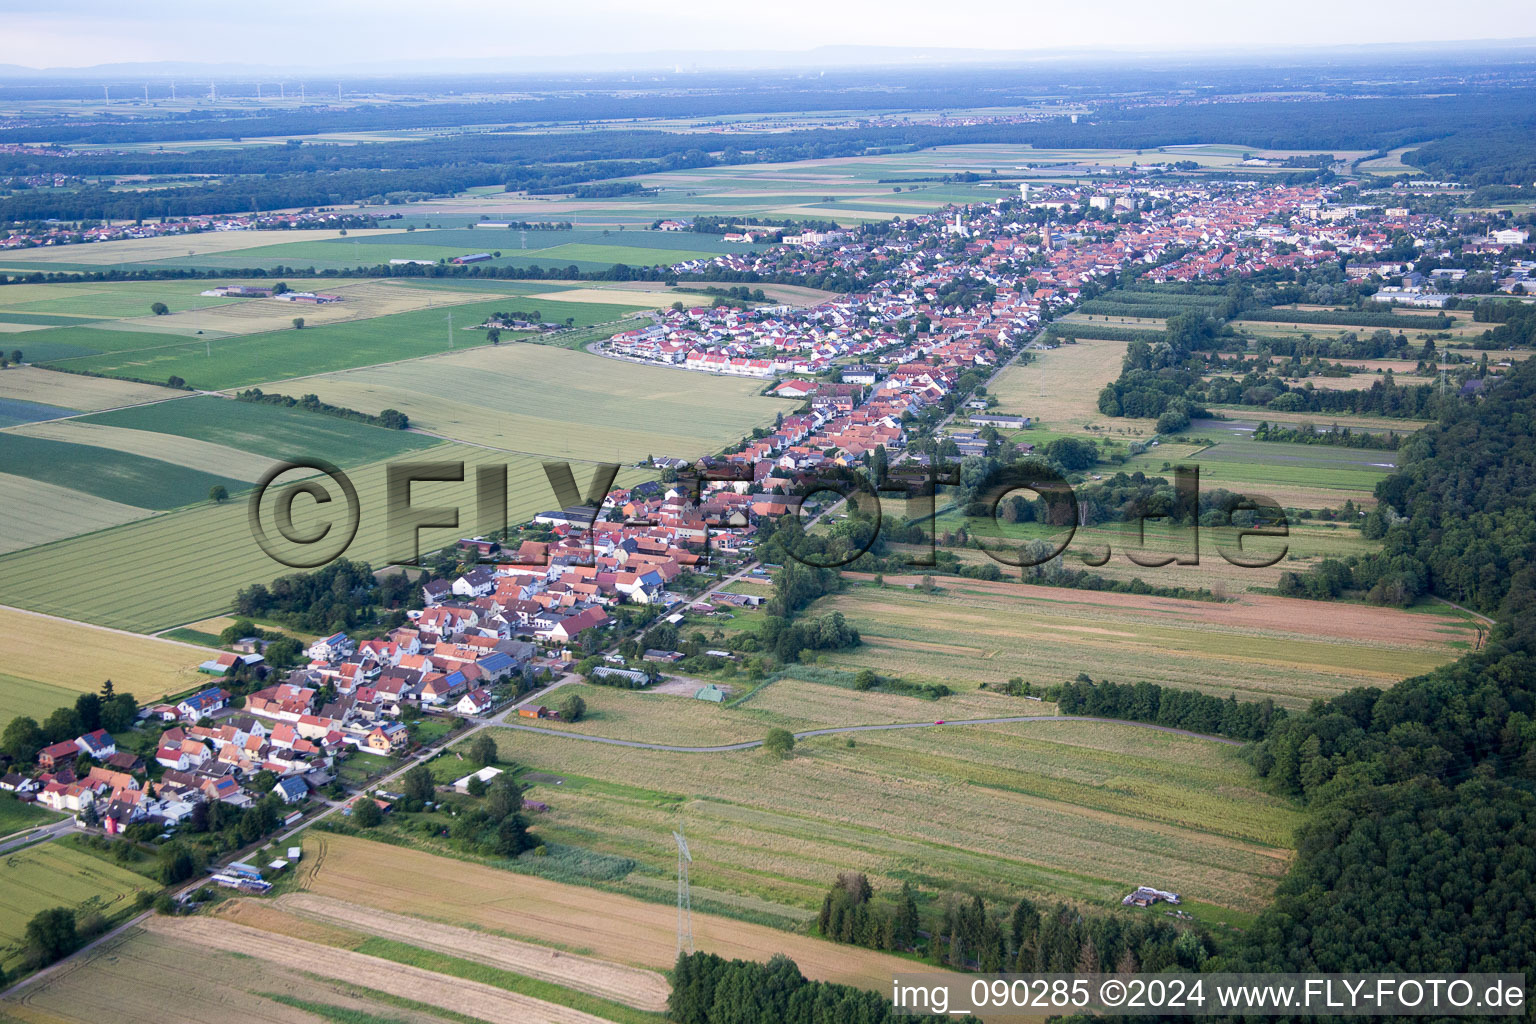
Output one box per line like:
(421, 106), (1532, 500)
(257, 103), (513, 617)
(475, 711), (1297, 924)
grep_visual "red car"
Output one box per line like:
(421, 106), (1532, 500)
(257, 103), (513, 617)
(934, 720), (945, 725)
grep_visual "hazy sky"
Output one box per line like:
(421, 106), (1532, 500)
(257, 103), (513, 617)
(3, 0), (1534, 69)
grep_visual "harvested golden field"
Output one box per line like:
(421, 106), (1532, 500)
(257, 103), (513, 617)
(0, 472), (154, 556)
(0, 367), (181, 413)
(250, 892), (671, 1011)
(1, 927), (380, 1024)
(301, 831), (947, 993)
(7, 420), (274, 482)
(989, 339), (1154, 435)
(817, 577), (1469, 707)
(0, 606), (205, 727)
(285, 343), (787, 463)
(11, 227), (404, 266)
(483, 714), (1296, 919)
(134, 915), (612, 1024)
(111, 278), (495, 337)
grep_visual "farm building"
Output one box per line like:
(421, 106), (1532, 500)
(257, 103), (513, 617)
(1122, 886), (1181, 907)
(519, 705), (549, 719)
(452, 252), (493, 264)
(695, 684), (726, 703)
(453, 766), (504, 793)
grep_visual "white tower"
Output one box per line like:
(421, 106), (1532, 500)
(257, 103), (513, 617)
(1019, 182), (1030, 203)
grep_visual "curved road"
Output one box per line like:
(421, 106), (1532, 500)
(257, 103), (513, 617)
(499, 713), (1244, 751)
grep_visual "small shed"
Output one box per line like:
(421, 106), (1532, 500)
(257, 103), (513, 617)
(695, 684), (726, 703)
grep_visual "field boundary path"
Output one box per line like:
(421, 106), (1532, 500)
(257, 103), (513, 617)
(498, 713), (1244, 751)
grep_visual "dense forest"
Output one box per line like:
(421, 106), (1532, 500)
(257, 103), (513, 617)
(669, 951), (973, 1024)
(1220, 356), (1536, 973)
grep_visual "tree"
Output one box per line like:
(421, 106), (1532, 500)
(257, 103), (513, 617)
(149, 301), (169, 316)
(167, 376), (186, 388)
(74, 692), (102, 732)
(249, 769), (278, 793)
(466, 775), (488, 797)
(23, 908), (77, 965)
(469, 733), (498, 767)
(402, 763), (435, 805)
(351, 798), (383, 828)
(157, 843), (196, 884)
(99, 679), (115, 701)
(208, 484), (229, 503)
(763, 728), (796, 758)
(486, 327), (501, 344)
(292, 317), (305, 329)
(41, 706), (81, 743)
(559, 693), (587, 723)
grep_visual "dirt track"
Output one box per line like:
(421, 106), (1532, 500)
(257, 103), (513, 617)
(139, 915), (616, 1024)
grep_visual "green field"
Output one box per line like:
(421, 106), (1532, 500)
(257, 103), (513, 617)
(0, 442), (654, 632)
(1123, 435), (1393, 508)
(477, 706), (1299, 922)
(0, 430), (247, 509)
(0, 794), (64, 840)
(79, 395), (439, 466)
(290, 343), (791, 463)
(34, 295), (654, 390)
(0, 843), (156, 972)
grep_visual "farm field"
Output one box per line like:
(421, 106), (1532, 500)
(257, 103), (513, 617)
(1123, 435), (1394, 507)
(287, 342), (789, 462)
(298, 831), (958, 994)
(523, 676), (1050, 746)
(402, 145), (1325, 229)
(906, 516), (1379, 596)
(811, 577), (1470, 707)
(0, 227), (406, 267)
(131, 226), (771, 274)
(0, 367), (180, 414)
(0, 443), (654, 632)
(33, 293), (657, 390)
(0, 430), (247, 509)
(109, 279), (503, 337)
(7, 419), (276, 482)
(0, 843), (155, 973)
(219, 892), (672, 1012)
(0, 919), (620, 1024)
(0, 606), (205, 727)
(0, 472), (155, 554)
(1204, 406), (1433, 434)
(987, 338), (1153, 436)
(77, 394), (439, 467)
(474, 712), (1297, 921)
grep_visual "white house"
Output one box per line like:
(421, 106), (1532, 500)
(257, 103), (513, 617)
(306, 632), (355, 661)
